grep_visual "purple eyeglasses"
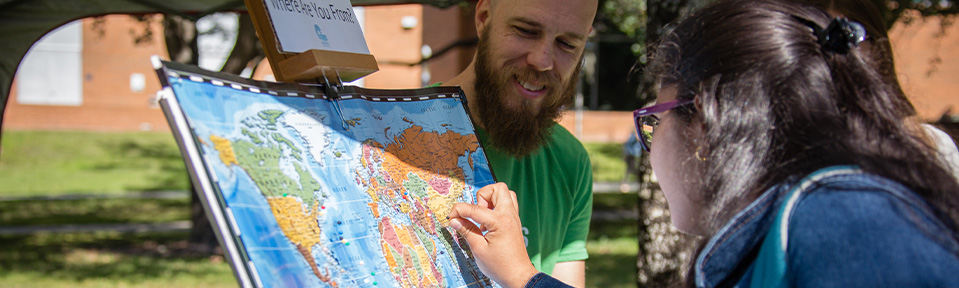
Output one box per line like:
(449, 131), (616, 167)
(633, 99), (694, 152)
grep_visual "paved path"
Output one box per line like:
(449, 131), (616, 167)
(0, 221), (191, 236)
(0, 190), (189, 202)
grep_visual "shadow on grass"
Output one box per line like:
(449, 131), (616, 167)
(0, 232), (233, 284)
(0, 198), (190, 226)
(591, 193), (640, 241)
(587, 252), (638, 288)
(587, 193), (640, 287)
(95, 139), (190, 192)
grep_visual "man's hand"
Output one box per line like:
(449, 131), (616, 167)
(448, 182), (539, 288)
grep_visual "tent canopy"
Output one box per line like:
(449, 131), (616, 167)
(0, 0), (467, 128)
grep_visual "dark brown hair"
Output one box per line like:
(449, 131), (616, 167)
(650, 0), (959, 284)
(797, 0), (915, 116)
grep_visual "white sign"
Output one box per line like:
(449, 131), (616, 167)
(263, 0), (371, 55)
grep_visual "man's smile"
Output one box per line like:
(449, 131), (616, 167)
(515, 76), (546, 99)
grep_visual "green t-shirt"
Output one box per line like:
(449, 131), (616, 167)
(477, 124), (593, 274)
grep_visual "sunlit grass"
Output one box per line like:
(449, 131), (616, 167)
(0, 131), (629, 196)
(0, 130), (189, 196)
(584, 142), (630, 182)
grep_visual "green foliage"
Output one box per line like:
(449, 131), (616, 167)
(0, 131), (190, 196)
(603, 0), (648, 39)
(885, 0), (959, 26)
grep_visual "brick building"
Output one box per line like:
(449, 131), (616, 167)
(3, 5), (478, 133)
(3, 8), (957, 144)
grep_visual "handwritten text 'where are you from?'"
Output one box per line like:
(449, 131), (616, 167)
(268, 0), (357, 23)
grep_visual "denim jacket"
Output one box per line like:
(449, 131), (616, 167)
(524, 167), (959, 288)
(695, 167), (959, 288)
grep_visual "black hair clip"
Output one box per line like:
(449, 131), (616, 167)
(821, 17), (866, 54)
(794, 16), (866, 54)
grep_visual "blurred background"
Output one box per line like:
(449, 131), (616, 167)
(1, 0), (956, 286)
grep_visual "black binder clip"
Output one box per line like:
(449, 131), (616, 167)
(322, 69), (350, 131)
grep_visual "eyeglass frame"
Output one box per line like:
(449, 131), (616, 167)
(632, 99), (694, 152)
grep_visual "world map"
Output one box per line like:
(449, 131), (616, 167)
(163, 70), (496, 288)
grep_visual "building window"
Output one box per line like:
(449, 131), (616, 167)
(16, 20), (83, 106)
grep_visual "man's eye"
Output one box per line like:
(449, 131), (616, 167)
(558, 40), (577, 50)
(515, 26), (536, 36)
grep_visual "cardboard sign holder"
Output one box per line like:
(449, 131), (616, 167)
(243, 0), (378, 85)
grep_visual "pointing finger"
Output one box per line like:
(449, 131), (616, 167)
(449, 202), (496, 226)
(448, 217), (487, 252)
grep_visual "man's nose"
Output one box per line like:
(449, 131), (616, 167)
(526, 40), (554, 72)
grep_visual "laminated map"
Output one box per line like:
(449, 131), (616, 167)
(155, 60), (496, 288)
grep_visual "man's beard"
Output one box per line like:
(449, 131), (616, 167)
(473, 31), (581, 157)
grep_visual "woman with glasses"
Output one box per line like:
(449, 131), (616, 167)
(447, 0), (959, 287)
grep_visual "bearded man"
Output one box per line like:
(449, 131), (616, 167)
(444, 0), (597, 286)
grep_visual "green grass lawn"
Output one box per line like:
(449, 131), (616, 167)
(0, 130), (190, 196)
(587, 193), (639, 287)
(587, 236), (638, 287)
(0, 130), (639, 287)
(0, 130), (629, 196)
(0, 195), (639, 287)
(584, 142), (630, 182)
(0, 232), (236, 288)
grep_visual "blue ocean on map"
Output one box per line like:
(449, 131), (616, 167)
(166, 75), (497, 288)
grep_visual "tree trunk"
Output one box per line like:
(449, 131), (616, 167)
(188, 183), (219, 253)
(636, 0), (693, 286)
(163, 15), (198, 65)
(220, 13), (264, 75)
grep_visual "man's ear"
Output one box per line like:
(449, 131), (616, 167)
(475, 0), (492, 36)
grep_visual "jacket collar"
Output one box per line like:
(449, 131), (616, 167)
(693, 184), (789, 288)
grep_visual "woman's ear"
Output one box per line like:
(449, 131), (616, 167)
(690, 96), (707, 146)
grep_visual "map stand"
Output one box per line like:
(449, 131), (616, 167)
(243, 0), (378, 129)
(278, 49), (378, 84)
(243, 0), (378, 84)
